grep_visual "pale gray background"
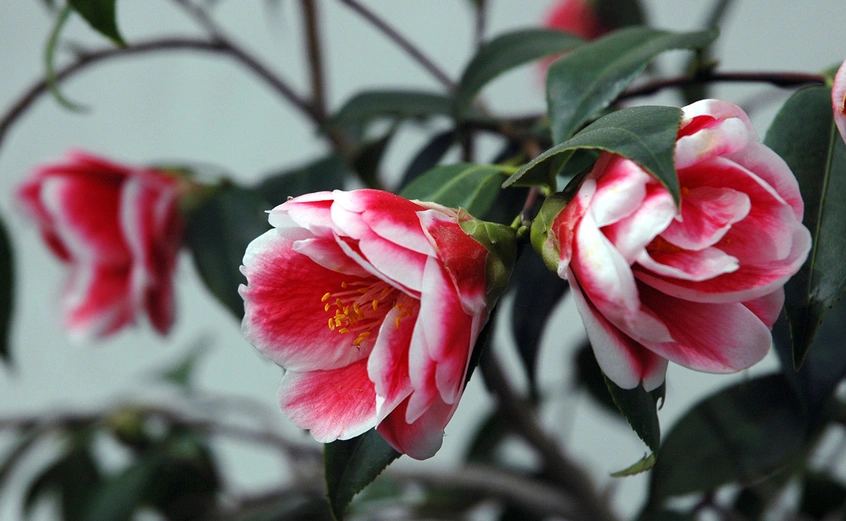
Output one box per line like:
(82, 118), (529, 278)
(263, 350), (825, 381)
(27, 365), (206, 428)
(1, 1), (845, 519)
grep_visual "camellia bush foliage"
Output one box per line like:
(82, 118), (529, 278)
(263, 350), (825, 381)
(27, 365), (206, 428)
(2, 1), (846, 520)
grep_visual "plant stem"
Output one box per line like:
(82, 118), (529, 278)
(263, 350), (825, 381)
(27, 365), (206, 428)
(621, 70), (826, 101)
(338, 0), (456, 92)
(300, 0), (327, 121)
(480, 351), (620, 521)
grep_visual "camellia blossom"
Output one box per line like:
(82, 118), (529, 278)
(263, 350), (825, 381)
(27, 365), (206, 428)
(17, 150), (184, 340)
(538, 100), (812, 390)
(544, 0), (607, 40)
(239, 189), (513, 459)
(833, 59), (846, 145)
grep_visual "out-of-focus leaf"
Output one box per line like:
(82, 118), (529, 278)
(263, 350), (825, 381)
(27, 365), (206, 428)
(594, 0), (647, 29)
(547, 27), (717, 143)
(800, 472), (846, 520)
(509, 251), (568, 397)
(465, 410), (509, 464)
(399, 130), (456, 189)
(636, 510), (694, 521)
(509, 106), (681, 204)
(230, 495), (332, 521)
(611, 453), (656, 477)
(67, 0), (125, 45)
(257, 154), (348, 206)
(0, 428), (45, 497)
(185, 185), (271, 319)
(400, 163), (508, 217)
(328, 90), (453, 128)
(0, 216), (13, 365)
(352, 133), (394, 189)
(146, 436), (220, 521)
(764, 86), (846, 369)
(648, 374), (807, 503)
(153, 339), (210, 391)
(24, 442), (101, 521)
(456, 29), (583, 114)
(81, 457), (160, 521)
(324, 430), (401, 521)
(45, 7), (86, 111)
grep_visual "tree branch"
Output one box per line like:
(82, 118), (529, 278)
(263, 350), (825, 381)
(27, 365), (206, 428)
(481, 351), (620, 521)
(620, 71), (826, 101)
(300, 0), (327, 121)
(338, 0), (456, 92)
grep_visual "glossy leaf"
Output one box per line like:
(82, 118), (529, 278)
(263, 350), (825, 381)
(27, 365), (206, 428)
(0, 216), (13, 365)
(400, 130), (456, 188)
(185, 185), (271, 319)
(324, 430), (401, 520)
(648, 374), (807, 502)
(764, 86), (846, 368)
(456, 29), (583, 114)
(328, 90), (453, 127)
(510, 106), (682, 203)
(400, 163), (508, 217)
(547, 27), (716, 143)
(258, 154), (348, 205)
(509, 252), (569, 397)
(68, 0), (125, 45)
(606, 378), (662, 452)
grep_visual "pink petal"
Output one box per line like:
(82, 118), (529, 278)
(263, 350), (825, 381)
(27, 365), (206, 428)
(291, 237), (371, 279)
(675, 100), (758, 170)
(269, 192), (335, 234)
(638, 283), (772, 373)
(63, 265), (134, 340)
(833, 60), (846, 146)
(378, 393), (456, 460)
(356, 231), (429, 294)
(660, 186), (751, 251)
(570, 211), (673, 345)
(588, 155), (651, 227)
(603, 183), (676, 263)
(278, 359), (378, 442)
(544, 0), (606, 40)
(742, 288), (785, 328)
(240, 229), (374, 372)
(724, 141), (804, 222)
(418, 209), (488, 314)
(569, 273), (668, 391)
(554, 177), (596, 273)
(368, 304), (417, 421)
(637, 247), (739, 282)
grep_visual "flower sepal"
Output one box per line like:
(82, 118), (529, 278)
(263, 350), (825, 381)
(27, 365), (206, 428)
(457, 210), (517, 309)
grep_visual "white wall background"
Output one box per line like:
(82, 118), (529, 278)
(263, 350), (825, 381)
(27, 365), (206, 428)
(1, 1), (845, 519)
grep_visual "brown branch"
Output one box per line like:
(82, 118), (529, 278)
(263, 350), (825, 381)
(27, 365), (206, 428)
(338, 0), (456, 92)
(300, 0), (327, 121)
(620, 71), (827, 101)
(481, 351), (620, 521)
(0, 37), (319, 152)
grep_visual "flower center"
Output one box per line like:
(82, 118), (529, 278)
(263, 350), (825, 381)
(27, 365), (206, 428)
(321, 280), (411, 346)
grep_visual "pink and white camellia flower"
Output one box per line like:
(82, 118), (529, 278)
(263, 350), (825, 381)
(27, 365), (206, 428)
(832, 59), (846, 145)
(544, 100), (812, 390)
(239, 189), (504, 459)
(17, 150), (184, 340)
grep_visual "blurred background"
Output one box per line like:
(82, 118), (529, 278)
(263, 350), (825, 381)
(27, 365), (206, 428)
(1, 1), (845, 519)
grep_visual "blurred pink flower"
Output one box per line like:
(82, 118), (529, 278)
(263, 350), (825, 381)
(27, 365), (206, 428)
(239, 189), (498, 459)
(832, 59), (846, 144)
(544, 0), (606, 40)
(18, 150), (184, 340)
(544, 100), (811, 389)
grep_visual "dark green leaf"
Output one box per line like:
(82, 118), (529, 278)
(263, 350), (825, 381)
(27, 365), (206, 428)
(146, 436), (220, 521)
(229, 495), (332, 521)
(154, 339), (209, 391)
(636, 509), (694, 521)
(464, 410), (509, 464)
(611, 453), (656, 477)
(605, 377), (662, 454)
(257, 154), (348, 206)
(185, 185), (271, 319)
(574, 341), (618, 412)
(67, 0), (125, 45)
(547, 27), (717, 143)
(649, 374), (807, 502)
(82, 457), (160, 521)
(400, 130), (456, 188)
(510, 251), (569, 398)
(24, 442), (101, 521)
(328, 90), (453, 128)
(800, 472), (846, 520)
(0, 216), (13, 365)
(400, 163), (507, 217)
(456, 29), (583, 114)
(0, 428), (44, 497)
(510, 106), (682, 203)
(324, 430), (401, 521)
(594, 0), (647, 29)
(764, 86), (846, 368)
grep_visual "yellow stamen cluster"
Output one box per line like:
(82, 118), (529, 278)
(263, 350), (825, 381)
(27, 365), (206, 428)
(322, 280), (399, 347)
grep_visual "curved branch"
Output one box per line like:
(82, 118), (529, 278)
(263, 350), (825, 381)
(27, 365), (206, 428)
(0, 36), (319, 152)
(620, 70), (826, 101)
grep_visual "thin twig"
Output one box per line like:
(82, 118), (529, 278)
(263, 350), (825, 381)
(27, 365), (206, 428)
(338, 0), (456, 92)
(300, 0), (327, 121)
(620, 71), (826, 101)
(481, 350), (620, 521)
